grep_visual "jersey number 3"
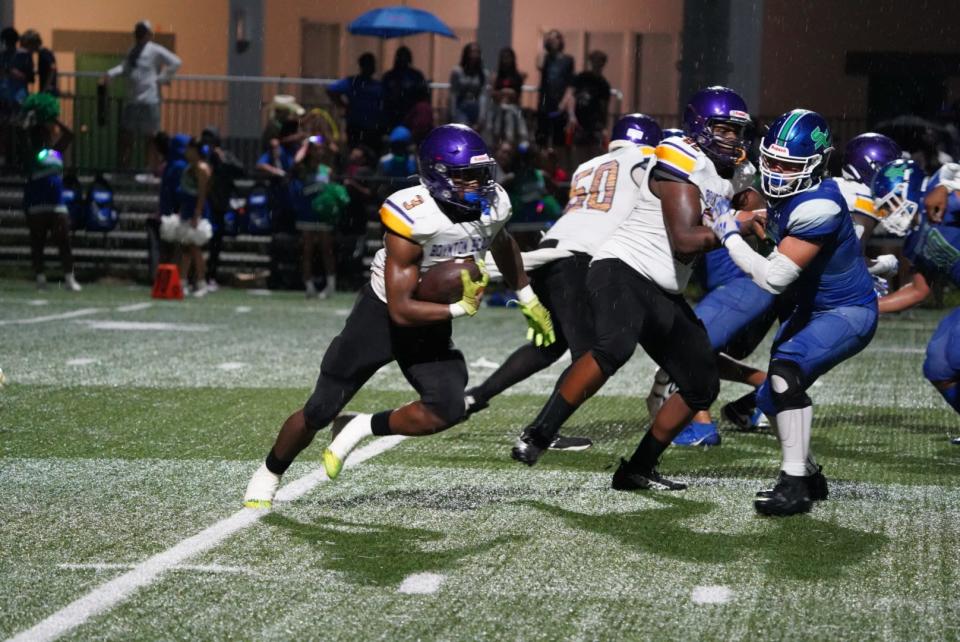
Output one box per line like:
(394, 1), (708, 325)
(568, 160), (619, 212)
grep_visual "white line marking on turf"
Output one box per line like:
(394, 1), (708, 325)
(398, 572), (445, 594)
(691, 585), (733, 604)
(217, 362), (247, 371)
(0, 308), (100, 326)
(66, 358), (98, 366)
(77, 320), (211, 332)
(334, 308), (350, 316)
(235, 306), (252, 314)
(28, 299), (49, 306)
(469, 358), (500, 369)
(58, 563), (258, 576)
(248, 289), (272, 296)
(7, 435), (406, 642)
(115, 302), (153, 313)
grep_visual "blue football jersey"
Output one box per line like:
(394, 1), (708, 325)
(903, 218), (960, 286)
(766, 178), (875, 311)
(700, 247), (748, 291)
(925, 168), (960, 226)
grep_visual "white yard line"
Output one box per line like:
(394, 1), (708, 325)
(398, 572), (445, 594)
(0, 308), (100, 326)
(7, 435), (406, 642)
(115, 303), (154, 313)
(691, 585), (734, 604)
(58, 563), (258, 576)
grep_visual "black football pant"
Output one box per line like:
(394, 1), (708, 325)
(303, 284), (469, 431)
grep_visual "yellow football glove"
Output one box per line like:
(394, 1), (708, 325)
(450, 262), (490, 318)
(517, 286), (556, 347)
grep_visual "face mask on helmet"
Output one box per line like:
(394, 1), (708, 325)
(432, 161), (497, 220)
(760, 143), (826, 198)
(693, 118), (749, 176)
(874, 179), (919, 237)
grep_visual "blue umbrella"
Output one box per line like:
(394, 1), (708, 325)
(348, 6), (456, 39)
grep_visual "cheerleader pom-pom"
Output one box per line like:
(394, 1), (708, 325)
(182, 218), (213, 246)
(160, 215), (183, 242)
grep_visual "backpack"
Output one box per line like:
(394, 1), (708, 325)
(246, 183), (272, 235)
(221, 192), (246, 237)
(85, 174), (118, 232)
(62, 173), (85, 230)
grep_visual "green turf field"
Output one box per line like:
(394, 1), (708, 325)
(2, 280), (959, 641)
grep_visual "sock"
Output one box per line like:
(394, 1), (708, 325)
(776, 406), (813, 476)
(265, 448), (292, 476)
(628, 429), (670, 472)
(324, 275), (337, 293)
(328, 413), (372, 460)
(529, 390), (578, 443)
(938, 384), (960, 414)
(371, 410), (393, 436)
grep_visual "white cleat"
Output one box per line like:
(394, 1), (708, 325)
(645, 368), (677, 417)
(243, 463), (281, 509)
(64, 273), (82, 292)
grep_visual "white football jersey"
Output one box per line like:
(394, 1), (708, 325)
(370, 183), (512, 303)
(542, 144), (655, 255)
(593, 136), (735, 293)
(836, 176), (878, 222)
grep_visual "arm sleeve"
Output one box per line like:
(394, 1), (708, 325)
(724, 234), (802, 294)
(106, 62), (126, 78)
(785, 198), (842, 240)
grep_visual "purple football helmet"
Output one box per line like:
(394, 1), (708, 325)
(609, 113), (663, 150)
(682, 86), (751, 173)
(842, 132), (902, 185)
(418, 124), (497, 220)
(662, 128), (685, 139)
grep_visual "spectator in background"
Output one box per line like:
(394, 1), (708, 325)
(570, 50), (611, 167)
(260, 94), (305, 152)
(505, 143), (563, 249)
(291, 135), (348, 299)
(449, 42), (489, 129)
(21, 92), (79, 291)
(175, 138), (213, 297)
(381, 46), (428, 130)
(494, 47), (525, 94)
(153, 131), (189, 278)
(201, 126), (245, 291)
(103, 20), (181, 170)
(327, 53), (384, 152)
(0, 27), (31, 167)
(483, 87), (529, 149)
(536, 30), (574, 149)
(403, 83), (434, 143)
(256, 119), (299, 235)
(378, 126), (417, 178)
(20, 30), (57, 95)
(339, 145), (377, 290)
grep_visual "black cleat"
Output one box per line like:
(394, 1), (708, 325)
(755, 466), (828, 501)
(549, 435), (593, 451)
(464, 388), (489, 419)
(721, 391), (766, 432)
(510, 427), (552, 466)
(611, 458), (687, 491)
(952, 436), (960, 445)
(754, 472), (812, 516)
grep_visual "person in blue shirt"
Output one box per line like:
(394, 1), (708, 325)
(710, 109), (878, 516)
(256, 122), (299, 235)
(875, 159), (960, 445)
(327, 52), (384, 152)
(378, 126), (417, 179)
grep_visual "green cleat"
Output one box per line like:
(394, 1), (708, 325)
(243, 464), (280, 509)
(323, 448), (343, 479)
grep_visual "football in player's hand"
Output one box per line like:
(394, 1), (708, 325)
(733, 187), (765, 210)
(415, 259), (483, 304)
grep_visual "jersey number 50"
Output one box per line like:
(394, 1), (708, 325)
(567, 160), (619, 213)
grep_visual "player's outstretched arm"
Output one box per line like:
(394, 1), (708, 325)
(879, 270), (931, 313)
(488, 229), (529, 292)
(384, 232), (469, 326)
(656, 179), (721, 259)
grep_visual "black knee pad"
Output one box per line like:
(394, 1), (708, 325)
(302, 377), (352, 431)
(768, 359), (811, 411)
(591, 335), (637, 377)
(678, 372), (720, 411)
(422, 393), (466, 428)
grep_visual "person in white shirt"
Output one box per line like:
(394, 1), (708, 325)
(102, 20), (181, 169)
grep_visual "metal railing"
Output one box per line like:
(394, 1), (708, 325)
(51, 71), (867, 172)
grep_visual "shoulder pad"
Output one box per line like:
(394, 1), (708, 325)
(379, 185), (443, 240)
(835, 177), (876, 220)
(654, 138), (705, 181)
(785, 186), (844, 238)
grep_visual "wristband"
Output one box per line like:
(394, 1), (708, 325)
(449, 303), (467, 318)
(516, 285), (537, 305)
